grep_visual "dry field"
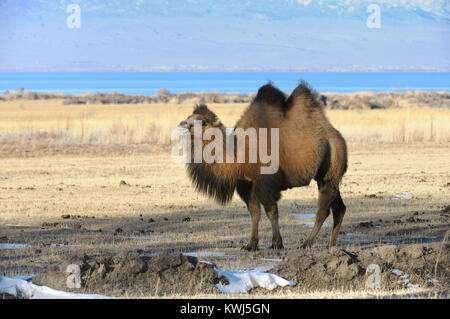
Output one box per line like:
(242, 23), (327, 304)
(0, 99), (449, 298)
(0, 100), (449, 150)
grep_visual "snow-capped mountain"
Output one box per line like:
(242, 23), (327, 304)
(0, 0), (448, 71)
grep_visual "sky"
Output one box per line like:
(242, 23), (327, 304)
(0, 0), (449, 72)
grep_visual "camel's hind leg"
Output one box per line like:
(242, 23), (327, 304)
(263, 202), (283, 250)
(328, 190), (346, 248)
(301, 181), (335, 249)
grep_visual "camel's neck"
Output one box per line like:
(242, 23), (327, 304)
(187, 126), (241, 204)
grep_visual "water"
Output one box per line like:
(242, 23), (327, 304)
(0, 72), (449, 95)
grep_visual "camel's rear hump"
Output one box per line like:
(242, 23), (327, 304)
(280, 82), (347, 187)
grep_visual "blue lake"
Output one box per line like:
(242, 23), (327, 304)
(0, 72), (449, 95)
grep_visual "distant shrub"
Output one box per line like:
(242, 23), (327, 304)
(0, 87), (448, 109)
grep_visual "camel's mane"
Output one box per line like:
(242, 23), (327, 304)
(187, 162), (236, 205)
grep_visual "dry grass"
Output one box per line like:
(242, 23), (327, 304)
(330, 107), (450, 143)
(0, 100), (449, 148)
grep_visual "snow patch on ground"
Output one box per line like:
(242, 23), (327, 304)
(183, 251), (236, 258)
(0, 276), (113, 299)
(0, 243), (30, 249)
(426, 274), (439, 284)
(392, 192), (412, 200)
(391, 269), (423, 291)
(214, 267), (295, 294)
(259, 258), (283, 262)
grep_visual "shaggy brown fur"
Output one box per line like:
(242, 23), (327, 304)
(179, 82), (348, 251)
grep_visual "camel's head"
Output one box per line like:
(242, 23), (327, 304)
(178, 104), (223, 134)
(178, 104), (236, 205)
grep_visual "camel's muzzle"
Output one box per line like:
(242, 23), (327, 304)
(178, 120), (187, 128)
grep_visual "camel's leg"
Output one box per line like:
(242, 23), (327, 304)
(328, 190), (346, 248)
(301, 181), (335, 248)
(236, 179), (252, 206)
(263, 202), (284, 250)
(242, 192), (260, 251)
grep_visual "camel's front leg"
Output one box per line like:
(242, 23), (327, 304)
(242, 193), (260, 251)
(263, 202), (284, 250)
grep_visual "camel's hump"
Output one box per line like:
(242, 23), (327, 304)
(253, 83), (287, 109)
(286, 81), (321, 109)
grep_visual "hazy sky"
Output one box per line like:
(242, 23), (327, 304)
(0, 0), (449, 71)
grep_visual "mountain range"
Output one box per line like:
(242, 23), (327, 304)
(0, 0), (448, 71)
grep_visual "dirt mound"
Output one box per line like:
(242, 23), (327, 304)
(272, 243), (449, 292)
(33, 252), (227, 297)
(25, 243), (450, 296)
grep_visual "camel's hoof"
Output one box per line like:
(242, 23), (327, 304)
(241, 243), (258, 251)
(270, 242), (284, 250)
(300, 241), (312, 249)
(269, 246), (284, 251)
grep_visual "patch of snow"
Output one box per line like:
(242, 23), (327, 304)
(259, 258), (283, 262)
(183, 251), (236, 258)
(392, 192), (412, 200)
(214, 267), (295, 294)
(51, 244), (79, 247)
(391, 268), (404, 276)
(426, 274), (439, 284)
(0, 243), (30, 249)
(405, 283), (423, 291)
(11, 275), (35, 281)
(391, 269), (424, 291)
(0, 276), (113, 299)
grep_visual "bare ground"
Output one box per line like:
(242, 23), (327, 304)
(0, 143), (449, 298)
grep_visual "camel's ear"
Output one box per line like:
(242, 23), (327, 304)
(212, 119), (222, 127)
(193, 104), (218, 124)
(193, 104), (209, 114)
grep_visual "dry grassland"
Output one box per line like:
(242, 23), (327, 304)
(0, 99), (449, 298)
(0, 100), (449, 149)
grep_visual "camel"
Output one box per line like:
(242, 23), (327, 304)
(177, 81), (348, 251)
